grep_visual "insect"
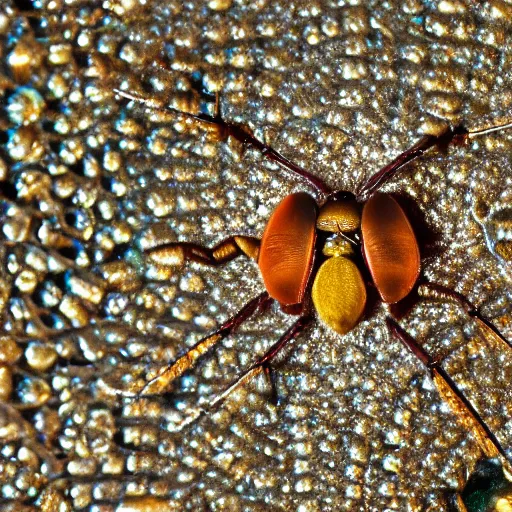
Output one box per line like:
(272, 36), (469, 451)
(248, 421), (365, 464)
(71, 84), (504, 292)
(115, 83), (512, 508)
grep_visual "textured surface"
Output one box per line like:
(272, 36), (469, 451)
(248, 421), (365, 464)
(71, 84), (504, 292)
(1, 1), (512, 511)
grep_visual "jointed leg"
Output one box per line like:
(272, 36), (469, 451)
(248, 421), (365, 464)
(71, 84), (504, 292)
(356, 120), (512, 201)
(146, 235), (260, 267)
(115, 88), (332, 195)
(175, 315), (313, 430)
(356, 127), (467, 201)
(386, 317), (512, 475)
(418, 282), (511, 350)
(141, 291), (272, 395)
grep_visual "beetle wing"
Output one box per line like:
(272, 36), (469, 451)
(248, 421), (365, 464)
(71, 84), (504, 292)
(361, 193), (420, 303)
(258, 192), (317, 305)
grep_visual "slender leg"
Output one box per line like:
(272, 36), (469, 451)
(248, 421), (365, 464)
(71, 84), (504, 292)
(114, 88), (332, 195)
(386, 317), (512, 476)
(140, 291), (272, 395)
(146, 235), (260, 267)
(418, 282), (511, 350)
(357, 119), (512, 202)
(175, 315), (313, 431)
(356, 127), (467, 201)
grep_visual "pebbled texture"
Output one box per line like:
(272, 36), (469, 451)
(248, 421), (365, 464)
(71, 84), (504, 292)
(0, 1), (512, 511)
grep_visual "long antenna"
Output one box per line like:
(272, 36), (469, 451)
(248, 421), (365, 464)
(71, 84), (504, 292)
(113, 88), (215, 125)
(467, 120), (512, 138)
(113, 87), (332, 195)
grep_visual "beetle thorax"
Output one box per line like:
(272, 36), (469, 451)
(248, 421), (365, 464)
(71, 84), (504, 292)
(316, 197), (362, 234)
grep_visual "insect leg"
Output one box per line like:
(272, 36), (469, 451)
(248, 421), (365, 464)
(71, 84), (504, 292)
(357, 118), (512, 202)
(418, 283), (511, 350)
(356, 128), (465, 201)
(386, 317), (512, 476)
(176, 315), (313, 430)
(114, 88), (332, 195)
(140, 291), (273, 395)
(146, 235), (260, 267)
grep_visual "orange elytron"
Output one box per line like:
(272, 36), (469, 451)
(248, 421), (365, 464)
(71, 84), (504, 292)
(259, 192), (317, 306)
(361, 192), (420, 304)
(115, 87), (512, 481)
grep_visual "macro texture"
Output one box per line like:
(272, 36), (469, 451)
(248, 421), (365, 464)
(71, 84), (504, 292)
(1, 0), (512, 511)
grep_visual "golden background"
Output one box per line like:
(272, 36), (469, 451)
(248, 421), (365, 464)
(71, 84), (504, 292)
(1, 0), (512, 510)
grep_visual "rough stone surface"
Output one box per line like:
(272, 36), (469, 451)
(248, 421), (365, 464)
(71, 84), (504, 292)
(1, 1), (512, 510)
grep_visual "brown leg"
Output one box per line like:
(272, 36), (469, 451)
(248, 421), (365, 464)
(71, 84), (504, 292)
(175, 315), (313, 430)
(386, 317), (512, 475)
(140, 291), (272, 396)
(418, 282), (511, 350)
(146, 235), (260, 267)
(357, 118), (512, 202)
(115, 88), (332, 195)
(356, 127), (468, 201)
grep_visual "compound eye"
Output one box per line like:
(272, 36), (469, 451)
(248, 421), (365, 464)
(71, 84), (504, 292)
(316, 199), (361, 233)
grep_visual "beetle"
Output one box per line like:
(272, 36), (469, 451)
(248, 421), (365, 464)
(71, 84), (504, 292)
(114, 86), (512, 487)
